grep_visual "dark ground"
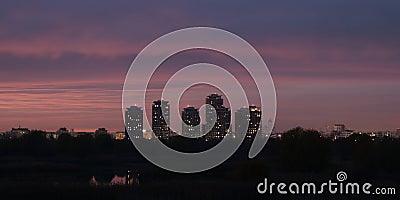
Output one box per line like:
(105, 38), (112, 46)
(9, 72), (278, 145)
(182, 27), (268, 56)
(0, 129), (399, 200)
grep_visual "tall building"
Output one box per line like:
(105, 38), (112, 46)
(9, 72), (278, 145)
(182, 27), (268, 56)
(235, 107), (249, 135)
(205, 94), (231, 139)
(125, 105), (143, 139)
(235, 106), (262, 138)
(249, 106), (262, 136)
(181, 106), (201, 137)
(152, 100), (170, 139)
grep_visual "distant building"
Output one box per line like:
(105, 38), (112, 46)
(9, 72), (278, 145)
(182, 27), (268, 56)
(95, 128), (108, 135)
(47, 127), (69, 139)
(396, 129), (400, 138)
(326, 124), (361, 139)
(248, 106), (262, 136)
(205, 94), (231, 139)
(10, 127), (30, 138)
(235, 106), (262, 138)
(336, 129), (354, 139)
(152, 100), (170, 139)
(112, 131), (126, 140)
(331, 124), (347, 139)
(125, 105), (143, 139)
(374, 131), (392, 138)
(142, 130), (153, 140)
(235, 107), (249, 135)
(46, 132), (58, 140)
(182, 106), (200, 137)
(333, 124), (346, 133)
(56, 127), (69, 135)
(70, 132), (94, 138)
(201, 124), (207, 136)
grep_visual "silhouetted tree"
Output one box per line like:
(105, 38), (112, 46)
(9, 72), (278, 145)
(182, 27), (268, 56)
(75, 134), (94, 157)
(94, 133), (114, 153)
(22, 130), (52, 156)
(57, 133), (75, 155)
(346, 133), (374, 172)
(279, 127), (331, 172)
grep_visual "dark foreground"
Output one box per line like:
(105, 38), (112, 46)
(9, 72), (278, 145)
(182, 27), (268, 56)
(0, 128), (399, 200)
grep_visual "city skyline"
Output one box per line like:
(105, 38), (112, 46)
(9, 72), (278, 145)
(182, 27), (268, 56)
(1, 92), (399, 134)
(3, 93), (397, 137)
(1, 1), (399, 132)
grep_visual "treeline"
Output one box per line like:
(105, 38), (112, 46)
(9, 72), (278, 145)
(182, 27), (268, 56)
(0, 128), (399, 174)
(256, 127), (400, 175)
(0, 130), (134, 157)
(219, 127), (400, 182)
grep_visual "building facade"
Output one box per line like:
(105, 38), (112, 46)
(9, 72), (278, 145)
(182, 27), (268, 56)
(333, 124), (346, 133)
(181, 106), (201, 137)
(125, 105), (143, 139)
(95, 128), (108, 135)
(235, 106), (262, 138)
(205, 94), (231, 139)
(10, 127), (30, 139)
(56, 127), (69, 135)
(152, 100), (170, 139)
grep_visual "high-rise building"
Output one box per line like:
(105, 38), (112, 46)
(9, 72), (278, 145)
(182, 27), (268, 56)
(152, 100), (170, 139)
(182, 106), (200, 137)
(249, 106), (262, 136)
(235, 107), (249, 135)
(125, 105), (143, 139)
(205, 94), (231, 139)
(235, 106), (262, 138)
(201, 124), (207, 136)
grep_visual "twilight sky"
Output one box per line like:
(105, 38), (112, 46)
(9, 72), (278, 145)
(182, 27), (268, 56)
(0, 0), (399, 132)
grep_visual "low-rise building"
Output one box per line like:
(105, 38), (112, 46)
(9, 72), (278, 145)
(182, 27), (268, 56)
(112, 131), (126, 140)
(95, 128), (108, 135)
(70, 132), (94, 138)
(395, 128), (400, 139)
(46, 132), (58, 139)
(56, 127), (69, 135)
(10, 127), (30, 139)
